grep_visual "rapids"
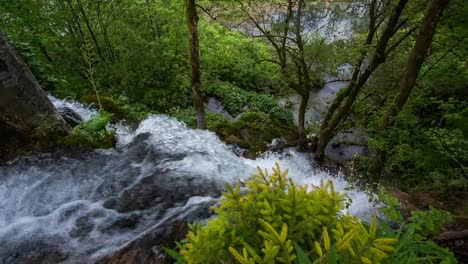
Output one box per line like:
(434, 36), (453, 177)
(0, 96), (375, 263)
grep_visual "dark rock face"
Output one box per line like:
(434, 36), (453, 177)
(325, 128), (369, 163)
(59, 107), (83, 127)
(0, 31), (69, 148)
(97, 202), (214, 264)
(1, 237), (69, 264)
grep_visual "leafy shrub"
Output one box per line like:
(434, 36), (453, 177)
(248, 93), (293, 124)
(178, 164), (398, 263)
(168, 107), (230, 130)
(112, 95), (152, 121)
(167, 107), (198, 128)
(373, 189), (457, 264)
(60, 112), (115, 149)
(206, 81), (293, 124)
(205, 81), (249, 114)
(408, 207), (452, 238)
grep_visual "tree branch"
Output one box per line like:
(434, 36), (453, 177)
(196, 4), (216, 21)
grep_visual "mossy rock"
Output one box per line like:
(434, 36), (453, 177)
(211, 111), (297, 158)
(59, 130), (116, 149)
(80, 95), (129, 120)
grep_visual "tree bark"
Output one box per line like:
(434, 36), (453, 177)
(294, 0), (310, 140)
(319, 0), (378, 134)
(75, 0), (106, 62)
(314, 0), (408, 161)
(297, 91), (309, 139)
(380, 0), (449, 130)
(186, 0), (206, 129)
(0, 31), (70, 145)
(367, 0), (449, 177)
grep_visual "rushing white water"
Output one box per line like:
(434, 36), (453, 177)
(49, 96), (97, 122)
(0, 97), (375, 263)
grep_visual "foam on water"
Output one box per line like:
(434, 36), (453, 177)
(115, 114), (373, 216)
(49, 95), (97, 122)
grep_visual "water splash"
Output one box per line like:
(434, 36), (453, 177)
(49, 95), (97, 122)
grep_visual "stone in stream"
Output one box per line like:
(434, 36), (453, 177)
(59, 107), (83, 127)
(324, 128), (369, 163)
(97, 200), (215, 264)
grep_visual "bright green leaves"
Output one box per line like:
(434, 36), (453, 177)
(407, 207), (452, 238)
(179, 164), (398, 264)
(77, 112), (112, 133)
(61, 112), (115, 149)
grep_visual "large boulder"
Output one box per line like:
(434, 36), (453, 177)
(0, 31), (69, 148)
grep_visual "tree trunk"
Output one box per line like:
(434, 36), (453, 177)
(297, 91), (309, 139)
(318, 0), (378, 134)
(367, 0), (449, 177)
(314, 0), (408, 161)
(75, 0), (106, 62)
(380, 0), (449, 130)
(0, 31), (70, 146)
(294, 0), (311, 140)
(185, 0), (206, 129)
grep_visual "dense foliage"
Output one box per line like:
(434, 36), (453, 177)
(170, 164), (456, 263)
(350, 0), (468, 192)
(0, 0), (466, 260)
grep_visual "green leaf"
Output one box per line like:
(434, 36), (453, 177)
(327, 245), (337, 264)
(294, 243), (311, 264)
(80, 112), (112, 132)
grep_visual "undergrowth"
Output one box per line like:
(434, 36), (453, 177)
(165, 164), (456, 264)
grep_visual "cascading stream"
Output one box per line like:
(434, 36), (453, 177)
(0, 97), (375, 263)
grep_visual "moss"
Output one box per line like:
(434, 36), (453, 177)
(59, 130), (116, 149)
(211, 111), (297, 158)
(168, 107), (297, 158)
(58, 112), (116, 149)
(80, 95), (140, 121)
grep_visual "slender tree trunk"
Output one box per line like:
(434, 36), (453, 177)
(75, 0), (105, 62)
(298, 91), (309, 139)
(367, 0), (450, 177)
(314, 0), (408, 161)
(186, 0), (206, 129)
(294, 0), (311, 140)
(96, 1), (116, 63)
(318, 0), (378, 134)
(381, 0), (449, 130)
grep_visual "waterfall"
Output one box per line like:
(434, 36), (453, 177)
(0, 96), (375, 263)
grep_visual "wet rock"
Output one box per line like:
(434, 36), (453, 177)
(97, 200), (215, 264)
(1, 238), (69, 264)
(59, 107), (83, 127)
(0, 31), (70, 148)
(69, 215), (95, 238)
(205, 97), (234, 120)
(57, 203), (87, 222)
(325, 128), (368, 163)
(113, 173), (221, 213)
(104, 213), (142, 231)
